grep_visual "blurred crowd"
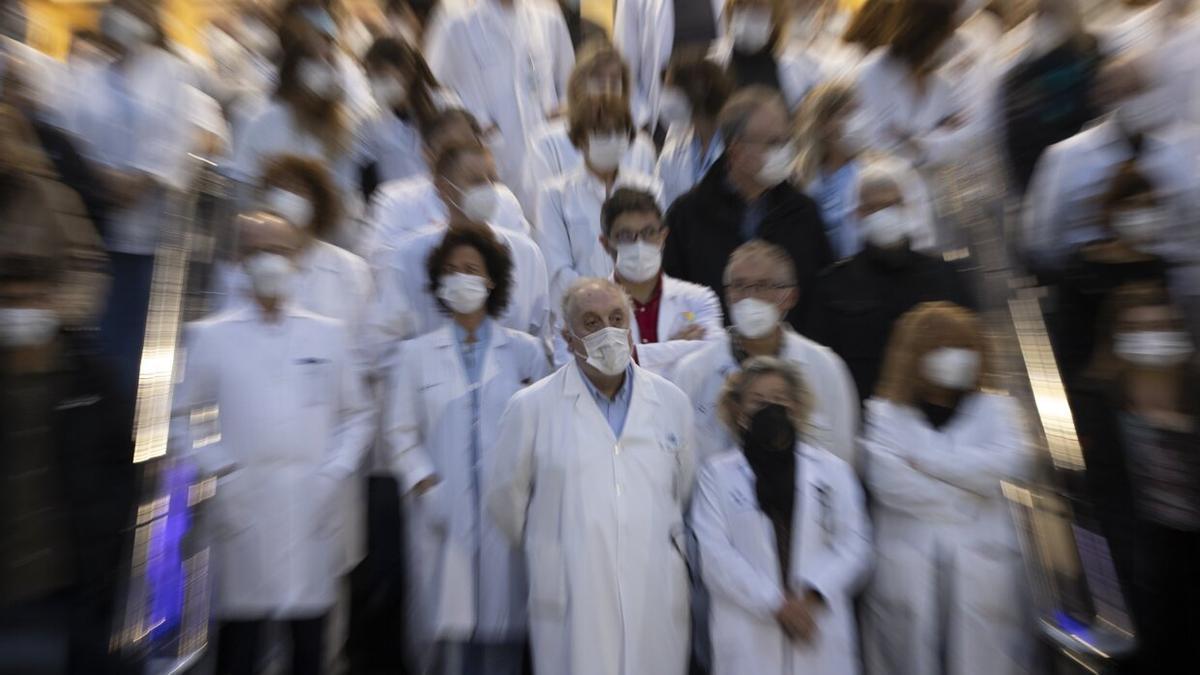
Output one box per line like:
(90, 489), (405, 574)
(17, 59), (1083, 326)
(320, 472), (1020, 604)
(1, 0), (1198, 673)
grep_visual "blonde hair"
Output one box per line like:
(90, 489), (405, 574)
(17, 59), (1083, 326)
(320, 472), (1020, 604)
(794, 80), (856, 184)
(717, 356), (815, 438)
(566, 40), (632, 110)
(875, 302), (996, 404)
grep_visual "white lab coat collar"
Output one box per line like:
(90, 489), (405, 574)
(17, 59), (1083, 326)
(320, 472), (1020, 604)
(561, 360), (661, 440)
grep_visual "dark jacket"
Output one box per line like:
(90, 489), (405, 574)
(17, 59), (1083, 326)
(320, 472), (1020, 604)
(803, 245), (974, 401)
(663, 156), (833, 330)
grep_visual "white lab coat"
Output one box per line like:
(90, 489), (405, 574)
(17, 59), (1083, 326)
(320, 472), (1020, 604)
(550, 274), (725, 372)
(426, 0), (574, 193)
(362, 176), (530, 263)
(370, 221), (550, 362)
(861, 394), (1034, 675)
(388, 322), (551, 665)
(486, 362), (696, 675)
(669, 329), (860, 469)
(613, 0), (725, 126)
(691, 444), (873, 675)
(172, 304), (373, 618)
(519, 119), (658, 214)
(708, 39), (824, 112)
(1022, 117), (1200, 269)
(656, 124), (724, 209)
(534, 166), (663, 309)
(853, 49), (977, 169)
(356, 88), (463, 185)
(209, 241), (375, 569)
(63, 45), (197, 255)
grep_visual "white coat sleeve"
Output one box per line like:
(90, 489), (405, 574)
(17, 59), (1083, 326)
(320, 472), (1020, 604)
(1022, 145), (1068, 268)
(385, 342), (438, 493)
(823, 352), (862, 472)
(534, 185), (579, 309)
(797, 460), (873, 601)
(346, 259), (377, 377)
(676, 397), (698, 504)
(522, 137), (564, 221)
(632, 287), (724, 372)
(171, 324), (235, 477)
(485, 389), (538, 544)
(548, 11), (575, 103)
(613, 0), (652, 128)
(908, 396), (1033, 498)
(426, 21), (495, 130)
(522, 241), (553, 343)
(320, 325), (376, 480)
(690, 462), (786, 618)
(863, 403), (974, 517)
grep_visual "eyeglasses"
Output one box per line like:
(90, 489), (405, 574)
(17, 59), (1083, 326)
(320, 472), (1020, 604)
(726, 281), (794, 295)
(610, 226), (665, 245)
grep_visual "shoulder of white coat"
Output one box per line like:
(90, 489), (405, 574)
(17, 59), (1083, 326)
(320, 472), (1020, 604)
(508, 364), (566, 404)
(312, 240), (369, 275)
(670, 337), (731, 387)
(614, 170), (665, 208)
(784, 330), (843, 369)
(662, 275), (719, 303)
(529, 119), (569, 150)
(496, 226), (541, 257)
(862, 395), (913, 430)
(702, 448), (749, 481)
(636, 365), (691, 409)
(502, 327), (547, 357)
(803, 441), (855, 479)
(970, 390), (1022, 422)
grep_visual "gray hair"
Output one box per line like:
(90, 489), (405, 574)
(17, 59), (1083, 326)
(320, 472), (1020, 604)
(717, 86), (787, 145)
(561, 277), (633, 330)
(722, 240), (798, 287)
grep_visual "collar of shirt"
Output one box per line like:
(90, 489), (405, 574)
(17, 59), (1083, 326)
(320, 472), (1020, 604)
(452, 316), (493, 348)
(580, 362), (634, 405)
(690, 130), (725, 182)
(631, 276), (665, 344)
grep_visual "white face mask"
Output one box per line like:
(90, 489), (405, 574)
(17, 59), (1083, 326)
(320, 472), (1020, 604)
(756, 143), (795, 187)
(615, 241), (663, 283)
(730, 9), (774, 53)
(587, 133), (630, 172)
(1111, 207), (1168, 246)
(1117, 88), (1174, 134)
(244, 252), (293, 300)
(456, 183), (499, 223)
(731, 298), (780, 339)
(1114, 330), (1193, 367)
(264, 188), (313, 229)
(370, 76), (407, 110)
(573, 326), (632, 376)
(0, 307), (58, 347)
(861, 206), (910, 248)
(101, 8), (153, 51)
(658, 87), (692, 128)
(921, 347), (981, 390)
(299, 60), (343, 101)
(437, 272), (490, 314)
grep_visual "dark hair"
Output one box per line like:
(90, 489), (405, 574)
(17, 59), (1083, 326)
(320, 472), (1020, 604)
(426, 224), (514, 317)
(601, 188), (661, 236)
(718, 86), (786, 144)
(433, 139), (489, 179)
(665, 47), (734, 119)
(886, 0), (956, 68)
(274, 35), (350, 154)
(260, 154), (342, 238)
(363, 36), (441, 133)
(422, 108), (482, 149)
(843, 0), (899, 50)
(567, 97), (634, 149)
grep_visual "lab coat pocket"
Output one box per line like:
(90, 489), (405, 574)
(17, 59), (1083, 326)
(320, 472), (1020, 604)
(296, 358), (333, 408)
(527, 537), (566, 619)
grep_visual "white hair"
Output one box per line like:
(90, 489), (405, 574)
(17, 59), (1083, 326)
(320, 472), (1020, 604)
(850, 154), (939, 251)
(561, 277), (634, 330)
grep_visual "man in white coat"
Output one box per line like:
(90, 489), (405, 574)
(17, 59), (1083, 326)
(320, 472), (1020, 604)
(425, 0), (574, 195)
(486, 277), (697, 675)
(171, 212), (374, 674)
(670, 240), (860, 469)
(370, 139), (550, 362)
(598, 186), (724, 374)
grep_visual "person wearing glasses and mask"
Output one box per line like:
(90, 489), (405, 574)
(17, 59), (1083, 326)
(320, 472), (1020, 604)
(486, 277), (696, 675)
(671, 241), (858, 469)
(387, 225), (550, 675)
(372, 140), (549, 362)
(1067, 282), (1200, 673)
(171, 211), (373, 675)
(709, 0), (824, 111)
(519, 42), (657, 212)
(691, 357), (871, 675)
(555, 187), (723, 374)
(861, 302), (1034, 675)
(804, 158), (972, 401)
(535, 97), (661, 311)
(664, 87), (832, 331)
(655, 48), (734, 208)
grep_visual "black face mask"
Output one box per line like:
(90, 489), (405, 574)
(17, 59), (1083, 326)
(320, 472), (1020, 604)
(741, 404), (797, 521)
(918, 395), (964, 430)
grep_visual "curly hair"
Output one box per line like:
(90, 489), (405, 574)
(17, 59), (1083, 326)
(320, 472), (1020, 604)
(260, 154), (343, 238)
(425, 224), (514, 317)
(875, 301), (996, 405)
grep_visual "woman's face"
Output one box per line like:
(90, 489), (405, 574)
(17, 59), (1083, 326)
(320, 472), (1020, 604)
(442, 244), (493, 285)
(740, 372), (796, 426)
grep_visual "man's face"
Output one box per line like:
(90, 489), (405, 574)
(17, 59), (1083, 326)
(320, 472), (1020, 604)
(563, 285), (630, 357)
(602, 210), (667, 258)
(728, 102), (790, 184)
(724, 255), (798, 313)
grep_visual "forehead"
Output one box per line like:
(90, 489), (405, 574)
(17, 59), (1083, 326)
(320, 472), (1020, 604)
(610, 209), (660, 233)
(727, 253), (785, 280)
(571, 287), (627, 318)
(742, 102), (787, 136)
(445, 243), (485, 266)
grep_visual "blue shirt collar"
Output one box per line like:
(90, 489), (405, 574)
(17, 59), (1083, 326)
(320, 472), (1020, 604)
(580, 362), (634, 404)
(452, 317), (493, 347)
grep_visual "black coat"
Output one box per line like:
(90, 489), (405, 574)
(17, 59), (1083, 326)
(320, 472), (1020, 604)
(803, 245), (974, 401)
(663, 156), (832, 330)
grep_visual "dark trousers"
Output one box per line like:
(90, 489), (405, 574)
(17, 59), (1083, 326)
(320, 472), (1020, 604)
(1129, 524), (1200, 673)
(216, 615), (326, 675)
(97, 251), (155, 422)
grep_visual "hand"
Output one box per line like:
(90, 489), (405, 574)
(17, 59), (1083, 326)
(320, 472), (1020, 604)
(411, 475), (441, 497)
(669, 324), (706, 341)
(775, 594), (817, 643)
